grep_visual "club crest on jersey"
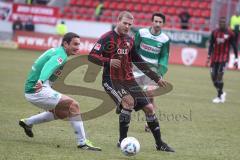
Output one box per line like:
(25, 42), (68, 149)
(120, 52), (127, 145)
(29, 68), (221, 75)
(94, 43), (101, 51)
(57, 57), (63, 64)
(223, 34), (229, 39)
(117, 48), (128, 54)
(125, 42), (130, 47)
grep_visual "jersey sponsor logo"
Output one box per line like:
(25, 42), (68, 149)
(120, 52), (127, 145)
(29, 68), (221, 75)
(216, 37), (225, 44)
(57, 57), (63, 64)
(181, 48), (198, 66)
(140, 43), (160, 54)
(117, 48), (128, 54)
(94, 43), (101, 51)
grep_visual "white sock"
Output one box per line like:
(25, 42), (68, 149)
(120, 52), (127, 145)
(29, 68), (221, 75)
(69, 116), (86, 146)
(25, 111), (55, 126)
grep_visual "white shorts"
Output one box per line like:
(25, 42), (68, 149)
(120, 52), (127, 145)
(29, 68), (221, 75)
(25, 81), (62, 110)
(135, 75), (158, 91)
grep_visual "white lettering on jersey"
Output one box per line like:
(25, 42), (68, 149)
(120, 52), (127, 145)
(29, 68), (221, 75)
(117, 48), (128, 54)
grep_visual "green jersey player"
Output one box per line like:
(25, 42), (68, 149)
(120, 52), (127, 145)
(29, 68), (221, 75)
(19, 32), (101, 151)
(133, 13), (170, 132)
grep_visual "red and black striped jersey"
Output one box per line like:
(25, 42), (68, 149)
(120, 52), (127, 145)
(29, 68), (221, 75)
(208, 28), (238, 63)
(88, 30), (160, 82)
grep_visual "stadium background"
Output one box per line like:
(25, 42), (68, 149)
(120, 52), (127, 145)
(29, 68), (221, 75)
(0, 0), (240, 160)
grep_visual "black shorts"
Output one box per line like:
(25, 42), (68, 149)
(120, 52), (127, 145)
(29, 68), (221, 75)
(102, 78), (150, 111)
(210, 62), (227, 74)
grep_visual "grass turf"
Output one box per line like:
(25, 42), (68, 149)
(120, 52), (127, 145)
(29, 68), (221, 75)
(0, 48), (239, 160)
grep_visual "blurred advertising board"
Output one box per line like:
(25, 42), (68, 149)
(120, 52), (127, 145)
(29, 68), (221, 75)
(129, 26), (210, 48)
(13, 31), (95, 54)
(169, 45), (240, 70)
(164, 29), (210, 48)
(13, 31), (239, 69)
(9, 3), (59, 25)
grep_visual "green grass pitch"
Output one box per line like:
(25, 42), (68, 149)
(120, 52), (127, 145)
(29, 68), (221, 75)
(0, 48), (239, 160)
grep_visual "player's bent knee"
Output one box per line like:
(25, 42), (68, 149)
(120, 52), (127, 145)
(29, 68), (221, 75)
(51, 99), (80, 119)
(50, 106), (69, 119)
(143, 104), (155, 115)
(121, 95), (134, 110)
(69, 100), (80, 116)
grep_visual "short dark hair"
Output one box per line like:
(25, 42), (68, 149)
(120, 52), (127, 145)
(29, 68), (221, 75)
(151, 12), (165, 23)
(61, 32), (80, 46)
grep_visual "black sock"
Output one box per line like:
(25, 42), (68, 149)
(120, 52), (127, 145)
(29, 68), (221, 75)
(213, 82), (218, 89)
(146, 114), (162, 146)
(119, 108), (131, 142)
(217, 82), (223, 97)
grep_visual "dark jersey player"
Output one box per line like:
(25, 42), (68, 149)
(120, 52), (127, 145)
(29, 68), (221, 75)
(207, 17), (238, 103)
(88, 11), (175, 152)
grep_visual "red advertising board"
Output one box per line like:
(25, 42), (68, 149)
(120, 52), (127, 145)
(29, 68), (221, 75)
(13, 31), (240, 69)
(13, 31), (96, 54)
(10, 4), (59, 25)
(169, 45), (240, 69)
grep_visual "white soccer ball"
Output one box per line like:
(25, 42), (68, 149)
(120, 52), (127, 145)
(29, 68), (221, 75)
(120, 137), (140, 156)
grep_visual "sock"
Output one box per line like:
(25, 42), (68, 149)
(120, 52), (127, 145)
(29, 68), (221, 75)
(213, 81), (218, 89)
(69, 116), (86, 146)
(119, 108), (132, 142)
(146, 114), (163, 146)
(25, 111), (55, 126)
(217, 81), (223, 97)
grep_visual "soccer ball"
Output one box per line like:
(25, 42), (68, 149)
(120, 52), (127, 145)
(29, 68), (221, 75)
(120, 137), (140, 156)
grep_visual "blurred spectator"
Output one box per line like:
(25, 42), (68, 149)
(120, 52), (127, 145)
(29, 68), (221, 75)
(230, 11), (240, 46)
(12, 17), (23, 32)
(25, 18), (35, 32)
(179, 9), (191, 30)
(35, 0), (49, 5)
(56, 20), (68, 36)
(95, 0), (104, 21)
(25, 0), (33, 5)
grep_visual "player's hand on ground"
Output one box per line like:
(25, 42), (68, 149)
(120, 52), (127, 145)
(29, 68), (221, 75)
(34, 80), (43, 92)
(110, 59), (121, 68)
(157, 78), (167, 88)
(234, 58), (238, 69)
